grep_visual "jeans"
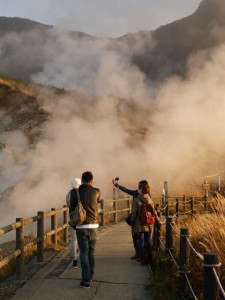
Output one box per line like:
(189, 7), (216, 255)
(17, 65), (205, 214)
(138, 231), (152, 260)
(76, 229), (97, 284)
(131, 228), (139, 252)
(69, 225), (78, 260)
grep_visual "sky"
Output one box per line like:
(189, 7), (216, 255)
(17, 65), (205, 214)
(0, 0), (202, 37)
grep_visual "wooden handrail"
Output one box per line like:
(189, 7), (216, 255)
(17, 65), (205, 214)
(0, 197), (132, 278)
(0, 193), (213, 280)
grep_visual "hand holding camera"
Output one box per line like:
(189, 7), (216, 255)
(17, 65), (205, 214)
(112, 177), (119, 186)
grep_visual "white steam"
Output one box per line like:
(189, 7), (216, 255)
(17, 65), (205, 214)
(1, 27), (225, 227)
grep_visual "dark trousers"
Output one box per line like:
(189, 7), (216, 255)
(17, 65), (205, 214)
(76, 228), (97, 284)
(131, 228), (139, 252)
(138, 232), (152, 260)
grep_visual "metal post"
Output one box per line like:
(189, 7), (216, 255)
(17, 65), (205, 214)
(63, 205), (68, 243)
(51, 208), (57, 245)
(203, 253), (220, 300)
(37, 211), (44, 262)
(16, 218), (24, 279)
(165, 217), (173, 253)
(179, 228), (189, 296)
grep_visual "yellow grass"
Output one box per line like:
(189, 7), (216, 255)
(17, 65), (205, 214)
(182, 195), (225, 264)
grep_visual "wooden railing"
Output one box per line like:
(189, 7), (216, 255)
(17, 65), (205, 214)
(0, 193), (216, 281)
(0, 206), (69, 279)
(0, 197), (132, 279)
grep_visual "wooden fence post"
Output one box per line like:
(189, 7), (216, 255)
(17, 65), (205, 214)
(190, 197), (194, 215)
(165, 217), (173, 253)
(63, 205), (68, 243)
(128, 197), (131, 214)
(37, 211), (44, 262)
(179, 228), (189, 296)
(203, 253), (220, 300)
(218, 176), (221, 192)
(204, 192), (208, 211)
(51, 208), (57, 245)
(162, 194), (165, 209)
(176, 199), (179, 220)
(100, 199), (105, 226)
(16, 218), (24, 279)
(164, 181), (168, 206)
(165, 201), (169, 218)
(153, 204), (161, 250)
(183, 195), (186, 214)
(113, 200), (118, 223)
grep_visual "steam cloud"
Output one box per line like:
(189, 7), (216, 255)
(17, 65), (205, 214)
(1, 26), (225, 227)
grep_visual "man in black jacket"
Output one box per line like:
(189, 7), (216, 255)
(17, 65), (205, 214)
(75, 171), (101, 289)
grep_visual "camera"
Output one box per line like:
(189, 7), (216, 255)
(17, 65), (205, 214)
(114, 177), (119, 181)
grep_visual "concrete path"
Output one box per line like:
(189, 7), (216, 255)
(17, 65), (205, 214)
(11, 223), (152, 300)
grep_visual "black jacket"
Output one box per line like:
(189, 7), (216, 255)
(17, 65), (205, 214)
(70, 184), (101, 225)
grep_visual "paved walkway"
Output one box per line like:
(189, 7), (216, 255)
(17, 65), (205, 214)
(11, 223), (152, 300)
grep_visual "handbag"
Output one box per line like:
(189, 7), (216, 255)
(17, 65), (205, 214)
(70, 189), (86, 226)
(125, 213), (134, 226)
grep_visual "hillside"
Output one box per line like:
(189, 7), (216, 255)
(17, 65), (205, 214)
(0, 17), (52, 34)
(130, 0), (225, 81)
(0, 17), (94, 80)
(1, 0), (225, 82)
(0, 78), (52, 145)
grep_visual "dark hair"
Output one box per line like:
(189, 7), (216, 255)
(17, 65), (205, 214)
(138, 180), (148, 190)
(82, 171), (93, 183)
(140, 181), (150, 194)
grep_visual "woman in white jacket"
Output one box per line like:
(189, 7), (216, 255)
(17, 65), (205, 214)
(66, 178), (81, 268)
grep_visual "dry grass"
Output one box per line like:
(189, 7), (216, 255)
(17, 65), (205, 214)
(170, 194), (225, 297)
(180, 194), (225, 263)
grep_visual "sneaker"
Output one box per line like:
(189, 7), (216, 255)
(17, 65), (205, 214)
(73, 260), (78, 269)
(80, 282), (90, 289)
(130, 254), (139, 260)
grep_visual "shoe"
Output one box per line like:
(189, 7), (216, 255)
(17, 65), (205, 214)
(80, 282), (90, 289)
(73, 260), (78, 269)
(130, 254), (139, 260)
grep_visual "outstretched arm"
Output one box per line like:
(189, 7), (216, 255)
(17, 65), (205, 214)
(118, 185), (137, 196)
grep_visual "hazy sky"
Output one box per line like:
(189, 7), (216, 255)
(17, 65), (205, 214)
(0, 0), (202, 37)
